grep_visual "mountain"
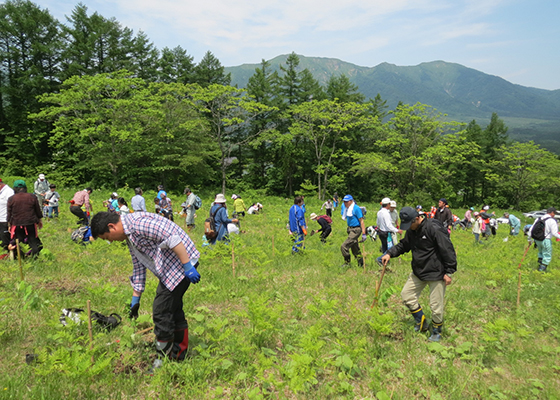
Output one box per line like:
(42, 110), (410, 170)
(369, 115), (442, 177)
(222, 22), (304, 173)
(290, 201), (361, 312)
(225, 55), (560, 153)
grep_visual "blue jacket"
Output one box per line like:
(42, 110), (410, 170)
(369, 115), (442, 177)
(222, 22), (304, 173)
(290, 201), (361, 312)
(289, 204), (306, 234)
(210, 204), (232, 243)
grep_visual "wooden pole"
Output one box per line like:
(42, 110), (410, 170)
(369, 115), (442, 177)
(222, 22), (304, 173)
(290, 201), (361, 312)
(16, 239), (23, 281)
(371, 263), (387, 308)
(516, 244), (531, 308)
(231, 241), (236, 277)
(87, 300), (94, 363)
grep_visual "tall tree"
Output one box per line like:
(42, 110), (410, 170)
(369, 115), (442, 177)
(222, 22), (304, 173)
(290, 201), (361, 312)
(157, 46), (195, 84)
(187, 84), (274, 193)
(326, 74), (364, 103)
(0, 0), (62, 172)
(193, 51), (231, 87)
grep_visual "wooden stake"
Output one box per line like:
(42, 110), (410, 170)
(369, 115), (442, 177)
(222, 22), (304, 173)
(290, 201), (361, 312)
(87, 300), (94, 363)
(516, 244), (531, 308)
(231, 241), (236, 277)
(136, 326), (154, 335)
(16, 239), (23, 281)
(362, 241), (366, 274)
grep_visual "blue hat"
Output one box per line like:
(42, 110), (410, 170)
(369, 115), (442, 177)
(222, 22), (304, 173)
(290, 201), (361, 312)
(439, 198), (448, 205)
(343, 194), (353, 202)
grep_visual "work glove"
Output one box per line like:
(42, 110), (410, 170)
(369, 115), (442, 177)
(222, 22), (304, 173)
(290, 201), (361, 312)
(183, 261), (201, 284)
(129, 295), (140, 319)
(360, 234), (367, 242)
(302, 227), (308, 236)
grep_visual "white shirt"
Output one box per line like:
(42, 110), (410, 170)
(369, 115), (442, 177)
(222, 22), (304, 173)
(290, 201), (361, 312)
(377, 207), (398, 233)
(0, 184), (15, 222)
(529, 216), (560, 240)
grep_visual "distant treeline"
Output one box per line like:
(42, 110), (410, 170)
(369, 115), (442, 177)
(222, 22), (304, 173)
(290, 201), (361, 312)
(2, 1), (560, 210)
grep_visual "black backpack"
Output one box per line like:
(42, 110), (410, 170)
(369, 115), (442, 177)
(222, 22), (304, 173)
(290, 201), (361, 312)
(531, 218), (546, 241)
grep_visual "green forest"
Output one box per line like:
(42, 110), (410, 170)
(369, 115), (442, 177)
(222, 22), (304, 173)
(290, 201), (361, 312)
(2, 0), (560, 209)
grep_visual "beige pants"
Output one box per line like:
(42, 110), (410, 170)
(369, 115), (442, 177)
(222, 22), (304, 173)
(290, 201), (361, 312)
(401, 273), (446, 324)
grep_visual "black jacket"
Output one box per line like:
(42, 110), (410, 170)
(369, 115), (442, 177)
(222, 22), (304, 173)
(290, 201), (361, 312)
(387, 218), (457, 281)
(433, 206), (453, 228)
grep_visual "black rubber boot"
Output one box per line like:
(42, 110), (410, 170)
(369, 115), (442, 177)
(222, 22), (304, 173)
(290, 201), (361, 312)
(428, 321), (443, 342)
(357, 257), (364, 268)
(411, 306), (428, 332)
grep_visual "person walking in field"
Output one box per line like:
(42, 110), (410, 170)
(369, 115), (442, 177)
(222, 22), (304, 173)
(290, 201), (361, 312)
(44, 184), (60, 219)
(321, 199), (333, 218)
(288, 196), (307, 254)
(309, 212), (332, 243)
(33, 174), (50, 215)
(528, 207), (560, 272)
(472, 212), (483, 244)
(183, 187), (197, 231)
(90, 211), (201, 368)
(340, 194), (366, 268)
(381, 206), (457, 342)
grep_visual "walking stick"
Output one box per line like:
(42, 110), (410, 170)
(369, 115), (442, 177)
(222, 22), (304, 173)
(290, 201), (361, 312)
(517, 243), (531, 308)
(16, 239), (24, 281)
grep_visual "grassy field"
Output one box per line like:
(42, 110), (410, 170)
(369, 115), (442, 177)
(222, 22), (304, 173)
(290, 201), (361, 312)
(1, 189), (559, 399)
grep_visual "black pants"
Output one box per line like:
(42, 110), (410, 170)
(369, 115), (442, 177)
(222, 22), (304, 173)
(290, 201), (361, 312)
(70, 206), (88, 225)
(153, 276), (190, 341)
(0, 222), (9, 250)
(326, 209), (332, 218)
(11, 224), (43, 257)
(379, 231), (389, 253)
(320, 225), (332, 242)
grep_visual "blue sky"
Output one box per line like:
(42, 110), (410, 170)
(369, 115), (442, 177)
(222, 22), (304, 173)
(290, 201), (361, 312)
(40, 0), (560, 90)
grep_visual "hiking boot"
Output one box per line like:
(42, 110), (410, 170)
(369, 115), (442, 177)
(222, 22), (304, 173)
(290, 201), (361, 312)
(340, 257), (351, 268)
(428, 322), (443, 342)
(411, 307), (429, 332)
(357, 258), (364, 268)
(538, 264), (548, 272)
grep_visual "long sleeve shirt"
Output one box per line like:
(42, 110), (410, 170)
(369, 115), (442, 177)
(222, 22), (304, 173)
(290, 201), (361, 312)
(131, 195), (147, 212)
(289, 204), (306, 234)
(0, 185), (15, 223)
(72, 190), (91, 212)
(376, 207), (399, 233)
(529, 216), (560, 240)
(122, 212), (200, 293)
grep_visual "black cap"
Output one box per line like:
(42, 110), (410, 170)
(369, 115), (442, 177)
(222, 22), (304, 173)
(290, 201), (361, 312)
(399, 206), (419, 230)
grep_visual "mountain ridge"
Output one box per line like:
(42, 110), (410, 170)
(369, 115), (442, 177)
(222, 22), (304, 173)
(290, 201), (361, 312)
(225, 55), (560, 153)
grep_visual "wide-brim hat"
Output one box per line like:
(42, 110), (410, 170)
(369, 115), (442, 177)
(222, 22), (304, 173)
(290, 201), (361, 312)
(215, 193), (227, 203)
(310, 213), (318, 220)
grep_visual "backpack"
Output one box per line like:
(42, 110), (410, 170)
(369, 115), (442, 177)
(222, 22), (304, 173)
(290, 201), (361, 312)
(531, 218), (546, 241)
(204, 205), (223, 241)
(360, 206), (367, 218)
(194, 195), (202, 210)
(71, 226), (90, 243)
(320, 215), (333, 224)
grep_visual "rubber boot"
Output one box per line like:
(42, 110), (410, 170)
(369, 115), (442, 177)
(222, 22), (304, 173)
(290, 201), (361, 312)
(428, 321), (443, 342)
(411, 306), (428, 332)
(174, 328), (189, 361)
(340, 257), (351, 268)
(537, 258), (543, 269)
(155, 339), (181, 359)
(538, 264), (548, 272)
(357, 257), (364, 268)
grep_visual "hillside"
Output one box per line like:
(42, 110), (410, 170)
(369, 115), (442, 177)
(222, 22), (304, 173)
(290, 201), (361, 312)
(225, 56), (560, 153)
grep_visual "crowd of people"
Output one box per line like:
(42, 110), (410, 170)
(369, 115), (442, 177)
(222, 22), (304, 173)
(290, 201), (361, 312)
(2, 174), (558, 371)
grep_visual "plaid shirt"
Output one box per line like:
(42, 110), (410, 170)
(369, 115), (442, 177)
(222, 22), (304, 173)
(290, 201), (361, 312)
(121, 212), (200, 293)
(72, 190), (91, 212)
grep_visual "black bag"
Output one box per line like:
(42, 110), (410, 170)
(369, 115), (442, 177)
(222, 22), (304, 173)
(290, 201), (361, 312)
(60, 308), (122, 331)
(531, 218), (546, 241)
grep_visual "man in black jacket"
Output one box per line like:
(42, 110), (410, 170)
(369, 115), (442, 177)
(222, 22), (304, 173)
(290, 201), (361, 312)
(381, 206), (457, 342)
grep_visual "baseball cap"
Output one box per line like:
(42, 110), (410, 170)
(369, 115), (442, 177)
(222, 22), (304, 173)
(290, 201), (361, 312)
(231, 194), (238, 200)
(310, 213), (318, 220)
(39, 174), (45, 179)
(390, 200), (397, 207)
(13, 179), (26, 188)
(439, 198), (448, 205)
(381, 197), (391, 205)
(112, 192), (118, 197)
(399, 206), (419, 230)
(483, 205), (489, 210)
(343, 194), (353, 202)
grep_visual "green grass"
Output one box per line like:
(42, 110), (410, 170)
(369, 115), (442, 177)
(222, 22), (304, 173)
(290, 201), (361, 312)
(1, 192), (559, 399)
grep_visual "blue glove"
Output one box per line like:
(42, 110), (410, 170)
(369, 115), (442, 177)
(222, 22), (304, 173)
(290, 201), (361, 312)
(361, 234), (367, 242)
(183, 261), (201, 284)
(129, 295), (140, 319)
